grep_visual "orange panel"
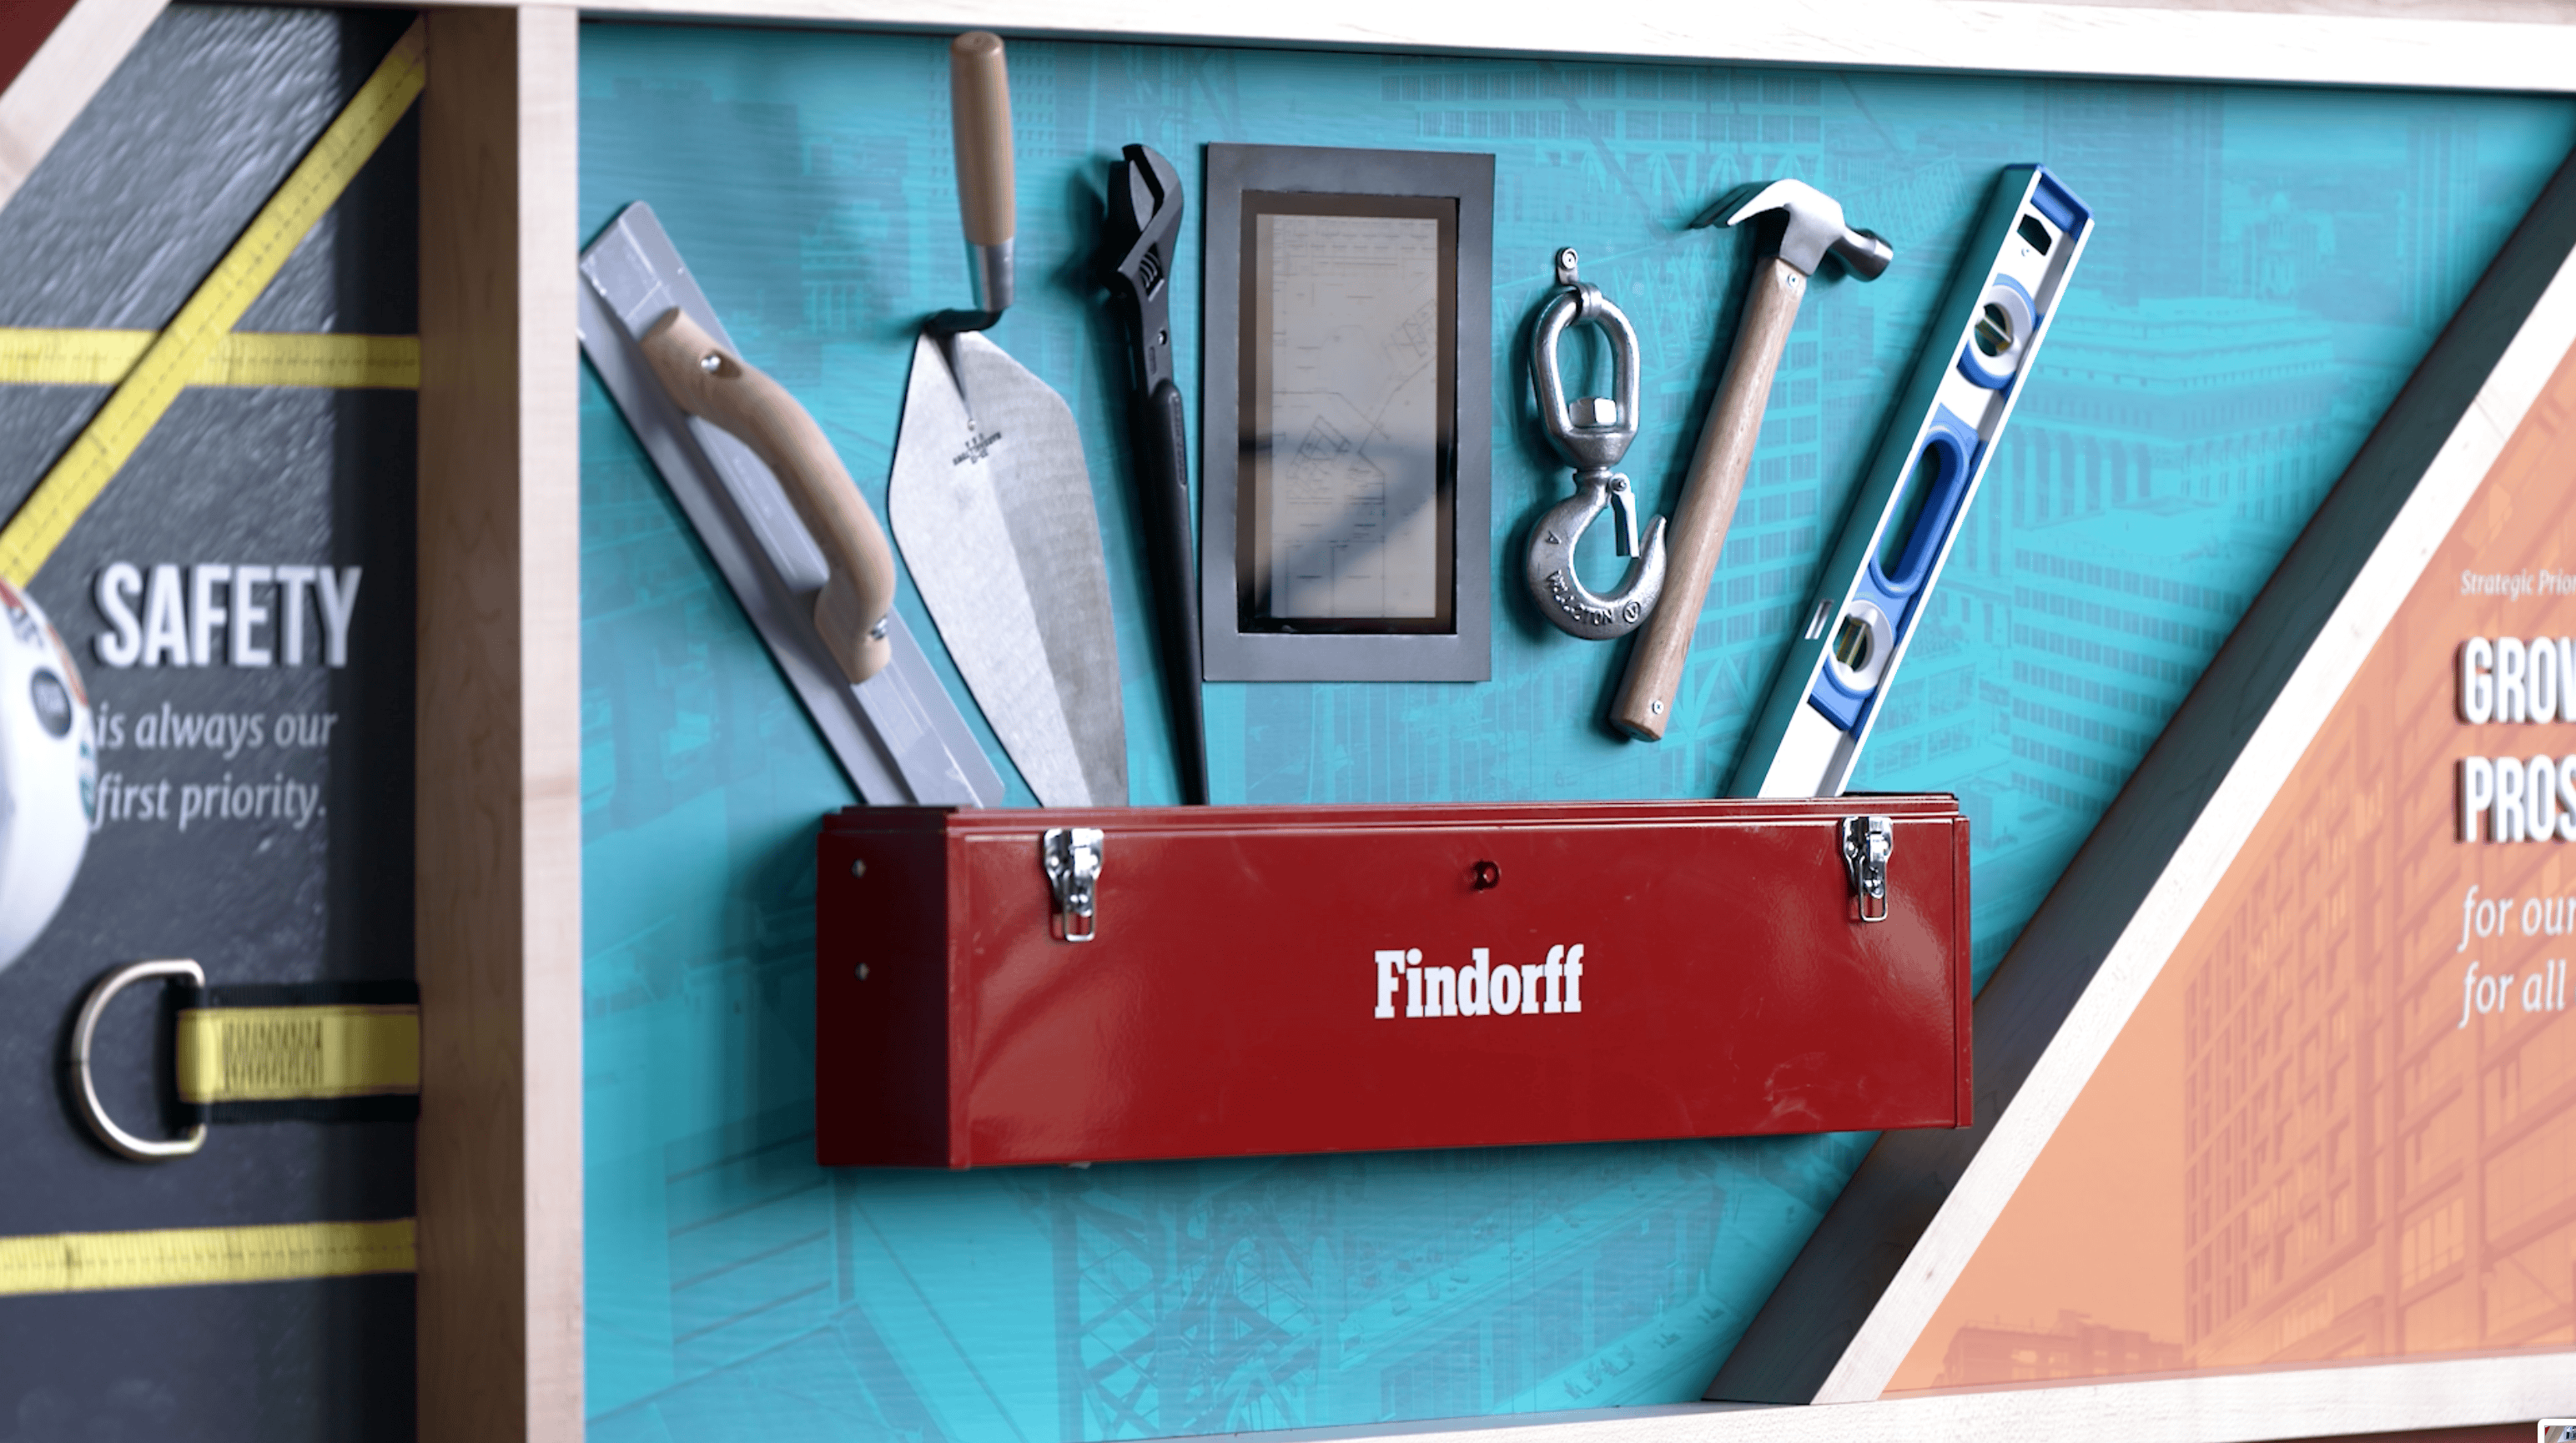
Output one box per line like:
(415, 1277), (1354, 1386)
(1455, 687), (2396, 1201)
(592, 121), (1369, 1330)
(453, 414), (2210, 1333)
(1888, 334), (2576, 1392)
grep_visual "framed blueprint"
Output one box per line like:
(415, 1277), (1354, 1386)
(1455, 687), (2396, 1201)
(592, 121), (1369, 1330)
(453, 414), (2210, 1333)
(1201, 143), (1492, 681)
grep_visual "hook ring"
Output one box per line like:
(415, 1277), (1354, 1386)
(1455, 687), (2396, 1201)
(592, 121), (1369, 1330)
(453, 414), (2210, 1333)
(70, 958), (208, 1162)
(1524, 249), (1666, 640)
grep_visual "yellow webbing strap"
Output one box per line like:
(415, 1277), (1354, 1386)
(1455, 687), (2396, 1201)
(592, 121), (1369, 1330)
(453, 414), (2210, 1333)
(0, 1219), (415, 1295)
(0, 15), (426, 586)
(175, 1004), (420, 1104)
(0, 329), (420, 388)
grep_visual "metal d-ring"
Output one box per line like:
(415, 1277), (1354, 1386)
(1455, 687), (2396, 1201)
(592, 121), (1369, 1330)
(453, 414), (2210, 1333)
(70, 958), (208, 1161)
(1524, 248), (1668, 641)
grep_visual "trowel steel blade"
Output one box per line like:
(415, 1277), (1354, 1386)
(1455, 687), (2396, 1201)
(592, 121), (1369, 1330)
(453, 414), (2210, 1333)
(888, 329), (1126, 807)
(576, 203), (1002, 808)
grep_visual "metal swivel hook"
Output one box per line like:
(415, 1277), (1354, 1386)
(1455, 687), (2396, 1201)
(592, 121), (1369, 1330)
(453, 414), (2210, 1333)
(1524, 249), (1668, 641)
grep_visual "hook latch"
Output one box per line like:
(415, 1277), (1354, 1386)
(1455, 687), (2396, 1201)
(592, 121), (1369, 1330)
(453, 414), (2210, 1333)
(1043, 827), (1105, 943)
(1841, 816), (1894, 924)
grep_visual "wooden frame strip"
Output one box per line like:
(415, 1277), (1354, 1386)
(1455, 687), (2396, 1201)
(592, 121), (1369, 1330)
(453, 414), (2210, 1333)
(428, 0), (2576, 94)
(1178, 1347), (2576, 1443)
(0, 1), (2547, 1439)
(415, 8), (584, 1443)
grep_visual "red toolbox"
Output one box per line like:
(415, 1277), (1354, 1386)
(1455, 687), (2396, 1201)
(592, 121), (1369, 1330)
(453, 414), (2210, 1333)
(815, 797), (1970, 1168)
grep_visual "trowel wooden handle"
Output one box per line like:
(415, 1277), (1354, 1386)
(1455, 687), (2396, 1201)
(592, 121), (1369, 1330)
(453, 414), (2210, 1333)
(638, 309), (895, 685)
(1613, 255), (1807, 740)
(949, 32), (1014, 246)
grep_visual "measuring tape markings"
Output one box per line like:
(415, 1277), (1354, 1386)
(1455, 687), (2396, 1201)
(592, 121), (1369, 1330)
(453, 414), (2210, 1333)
(0, 15), (426, 586)
(0, 329), (418, 389)
(0, 1219), (415, 1297)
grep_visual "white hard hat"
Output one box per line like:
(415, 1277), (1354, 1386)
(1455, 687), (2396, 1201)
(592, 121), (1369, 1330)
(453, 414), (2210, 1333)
(0, 577), (95, 975)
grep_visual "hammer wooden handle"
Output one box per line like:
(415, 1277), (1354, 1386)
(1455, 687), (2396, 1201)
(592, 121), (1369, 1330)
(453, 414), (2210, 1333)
(638, 308), (896, 684)
(1613, 255), (1807, 740)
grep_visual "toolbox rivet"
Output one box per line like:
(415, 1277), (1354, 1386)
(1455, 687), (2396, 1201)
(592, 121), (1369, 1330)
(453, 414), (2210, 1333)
(1472, 860), (1501, 890)
(851, 858), (867, 878)
(856, 963), (870, 981)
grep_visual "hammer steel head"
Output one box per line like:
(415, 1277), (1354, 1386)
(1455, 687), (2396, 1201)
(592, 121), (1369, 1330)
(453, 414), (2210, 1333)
(1691, 178), (1893, 281)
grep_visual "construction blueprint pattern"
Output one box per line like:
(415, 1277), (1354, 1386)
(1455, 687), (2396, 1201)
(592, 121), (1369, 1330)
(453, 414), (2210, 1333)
(576, 26), (2576, 1440)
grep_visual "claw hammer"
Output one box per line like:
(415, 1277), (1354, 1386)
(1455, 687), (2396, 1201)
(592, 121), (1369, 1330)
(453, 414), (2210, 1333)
(1613, 178), (1890, 740)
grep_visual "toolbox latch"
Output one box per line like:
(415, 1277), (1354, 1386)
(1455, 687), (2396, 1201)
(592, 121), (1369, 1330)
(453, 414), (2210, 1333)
(1042, 827), (1105, 943)
(1841, 816), (1893, 923)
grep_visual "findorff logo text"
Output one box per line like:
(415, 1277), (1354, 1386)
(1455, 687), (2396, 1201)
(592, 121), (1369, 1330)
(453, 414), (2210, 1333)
(1372, 946), (1587, 1018)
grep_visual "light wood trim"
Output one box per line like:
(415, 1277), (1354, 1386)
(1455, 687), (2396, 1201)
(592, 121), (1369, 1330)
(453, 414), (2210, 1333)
(415, 8), (582, 1443)
(1192, 1348), (2576, 1443)
(0, 0), (166, 219)
(359, 0), (2576, 93)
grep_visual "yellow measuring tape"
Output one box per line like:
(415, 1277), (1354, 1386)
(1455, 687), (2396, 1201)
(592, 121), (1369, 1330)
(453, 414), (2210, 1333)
(0, 1219), (415, 1296)
(0, 329), (417, 389)
(0, 15), (426, 586)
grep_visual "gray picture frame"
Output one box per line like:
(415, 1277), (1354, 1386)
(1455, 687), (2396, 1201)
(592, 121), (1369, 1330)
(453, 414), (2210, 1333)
(1200, 143), (1493, 682)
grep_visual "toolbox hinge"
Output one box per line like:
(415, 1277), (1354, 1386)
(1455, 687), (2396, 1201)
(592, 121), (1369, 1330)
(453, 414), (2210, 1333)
(1042, 827), (1105, 943)
(1841, 816), (1893, 924)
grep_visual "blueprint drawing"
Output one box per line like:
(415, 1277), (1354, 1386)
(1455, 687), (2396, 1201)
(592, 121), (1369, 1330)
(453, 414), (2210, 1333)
(1259, 214), (1442, 621)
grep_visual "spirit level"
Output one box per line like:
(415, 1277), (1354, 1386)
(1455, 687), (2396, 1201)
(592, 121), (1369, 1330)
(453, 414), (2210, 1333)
(1732, 165), (2093, 798)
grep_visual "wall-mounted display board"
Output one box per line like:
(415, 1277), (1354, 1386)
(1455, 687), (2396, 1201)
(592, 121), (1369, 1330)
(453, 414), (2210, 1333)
(13, 2), (2576, 1440)
(0, 6), (420, 1440)
(574, 18), (2576, 1440)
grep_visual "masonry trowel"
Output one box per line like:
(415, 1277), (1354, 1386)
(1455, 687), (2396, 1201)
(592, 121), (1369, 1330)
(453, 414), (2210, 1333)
(888, 32), (1128, 808)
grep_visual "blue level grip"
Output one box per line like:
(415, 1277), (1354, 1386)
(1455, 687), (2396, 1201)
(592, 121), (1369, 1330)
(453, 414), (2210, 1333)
(1809, 404), (1980, 730)
(2026, 167), (2091, 234)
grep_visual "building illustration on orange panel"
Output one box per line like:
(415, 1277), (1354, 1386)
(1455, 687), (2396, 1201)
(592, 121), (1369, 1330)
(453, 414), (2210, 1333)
(1887, 323), (2576, 1399)
(2179, 583), (2576, 1367)
(1934, 1311), (2185, 1387)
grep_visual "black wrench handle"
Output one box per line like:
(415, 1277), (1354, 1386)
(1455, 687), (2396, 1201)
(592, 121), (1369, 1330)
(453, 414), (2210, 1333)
(1130, 376), (1208, 804)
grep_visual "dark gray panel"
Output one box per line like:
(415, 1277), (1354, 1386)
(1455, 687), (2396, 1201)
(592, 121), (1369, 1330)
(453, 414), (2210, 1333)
(0, 6), (416, 336)
(0, 1275), (415, 1442)
(0, 7), (418, 1441)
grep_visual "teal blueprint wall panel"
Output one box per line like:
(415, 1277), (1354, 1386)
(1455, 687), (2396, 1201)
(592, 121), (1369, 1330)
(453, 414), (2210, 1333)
(578, 23), (2575, 1439)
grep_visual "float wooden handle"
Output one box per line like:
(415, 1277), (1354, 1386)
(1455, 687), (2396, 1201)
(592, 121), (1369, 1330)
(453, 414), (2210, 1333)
(638, 309), (895, 684)
(1612, 256), (1807, 740)
(949, 32), (1014, 247)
